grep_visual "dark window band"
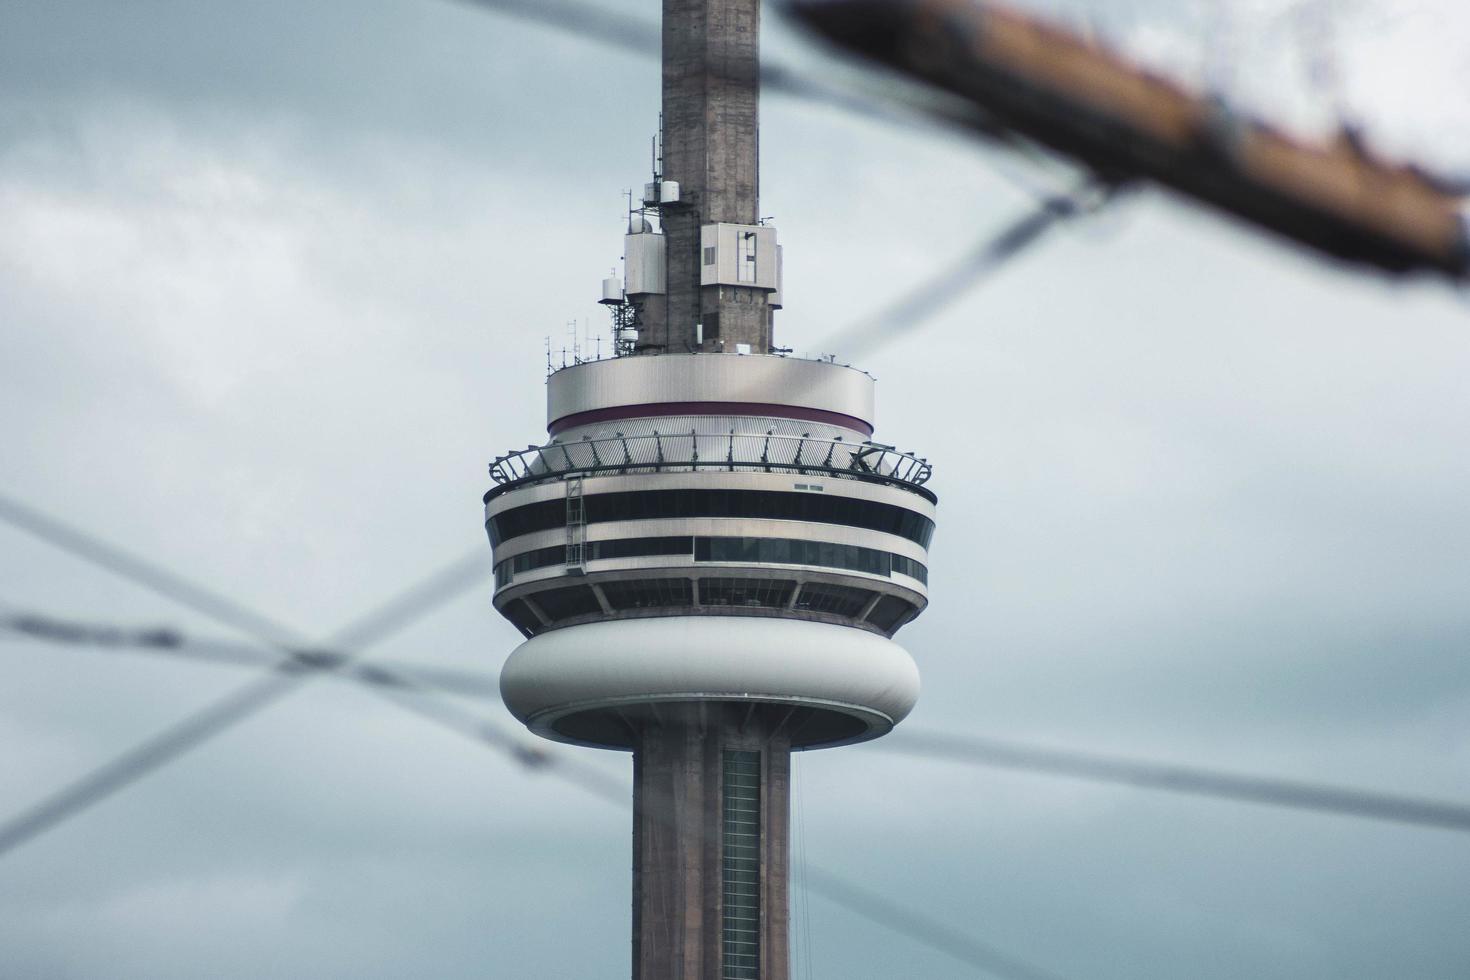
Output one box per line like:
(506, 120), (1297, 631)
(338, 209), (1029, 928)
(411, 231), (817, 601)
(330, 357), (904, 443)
(488, 488), (933, 548)
(495, 537), (695, 587)
(494, 534), (927, 587)
(890, 554), (928, 583)
(498, 579), (917, 636)
(494, 545), (565, 588)
(700, 577), (795, 608)
(591, 536), (694, 562)
(695, 537), (927, 584)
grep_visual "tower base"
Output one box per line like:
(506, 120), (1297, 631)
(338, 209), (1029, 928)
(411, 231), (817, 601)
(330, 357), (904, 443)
(633, 703), (790, 980)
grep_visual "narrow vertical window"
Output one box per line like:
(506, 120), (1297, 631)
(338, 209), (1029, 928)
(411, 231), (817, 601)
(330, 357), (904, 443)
(737, 231), (758, 283)
(722, 749), (761, 979)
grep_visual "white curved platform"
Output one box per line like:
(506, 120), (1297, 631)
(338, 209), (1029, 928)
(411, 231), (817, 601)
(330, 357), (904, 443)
(545, 353), (876, 436)
(500, 615), (920, 750)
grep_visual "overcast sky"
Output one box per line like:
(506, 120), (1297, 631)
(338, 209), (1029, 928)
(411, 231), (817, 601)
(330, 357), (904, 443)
(1, 1), (1468, 978)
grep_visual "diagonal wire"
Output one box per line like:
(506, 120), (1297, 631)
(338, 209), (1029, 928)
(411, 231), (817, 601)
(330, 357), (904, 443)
(449, 0), (1050, 191)
(804, 866), (1070, 980)
(355, 679), (632, 806)
(0, 493), (495, 857)
(0, 665), (321, 857)
(329, 548), (490, 649)
(817, 185), (1117, 360)
(451, 0), (658, 58)
(10, 608), (1470, 836)
(450, 0), (934, 123)
(452, 0), (1103, 369)
(878, 728), (1470, 835)
(0, 612), (501, 697)
(351, 682), (1069, 980)
(0, 494), (301, 645)
(0, 536), (1066, 979)
(0, 551), (492, 857)
(0, 596), (1072, 978)
(11, 601), (1470, 837)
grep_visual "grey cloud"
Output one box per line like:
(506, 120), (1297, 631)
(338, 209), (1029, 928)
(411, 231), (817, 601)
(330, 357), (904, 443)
(2, 0), (1468, 977)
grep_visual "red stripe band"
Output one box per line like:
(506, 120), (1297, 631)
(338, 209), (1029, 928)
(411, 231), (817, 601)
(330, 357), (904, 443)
(548, 402), (874, 437)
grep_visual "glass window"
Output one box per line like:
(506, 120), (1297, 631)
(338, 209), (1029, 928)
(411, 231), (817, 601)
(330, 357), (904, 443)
(699, 577), (795, 608)
(494, 545), (568, 588)
(493, 489), (935, 549)
(486, 498), (564, 547)
(737, 231), (757, 283)
(890, 554), (929, 585)
(795, 583), (875, 617)
(499, 599), (543, 637)
(588, 536), (693, 561)
(600, 578), (693, 610)
(722, 749), (761, 980)
(692, 536), (924, 583)
(531, 585), (602, 621)
(866, 594), (915, 632)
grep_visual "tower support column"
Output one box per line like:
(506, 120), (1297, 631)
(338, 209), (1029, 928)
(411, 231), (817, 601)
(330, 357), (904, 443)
(632, 704), (790, 980)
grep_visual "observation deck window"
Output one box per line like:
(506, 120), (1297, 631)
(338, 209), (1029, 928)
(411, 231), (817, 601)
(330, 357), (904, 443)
(890, 554), (928, 584)
(500, 598), (543, 638)
(699, 578), (795, 608)
(696, 536), (896, 578)
(489, 489), (934, 549)
(494, 545), (566, 588)
(601, 578), (693, 610)
(590, 536), (694, 561)
(495, 534), (926, 589)
(794, 582), (874, 617)
(531, 584), (602, 621)
(865, 594), (916, 632)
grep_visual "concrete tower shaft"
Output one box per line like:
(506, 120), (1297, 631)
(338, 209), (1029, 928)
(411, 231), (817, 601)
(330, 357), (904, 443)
(648, 0), (773, 356)
(632, 705), (790, 980)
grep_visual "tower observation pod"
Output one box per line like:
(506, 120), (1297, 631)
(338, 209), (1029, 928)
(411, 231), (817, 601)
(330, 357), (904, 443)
(483, 2), (936, 978)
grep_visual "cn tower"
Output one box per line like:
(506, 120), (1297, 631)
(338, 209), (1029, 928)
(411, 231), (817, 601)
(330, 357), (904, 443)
(485, 2), (937, 976)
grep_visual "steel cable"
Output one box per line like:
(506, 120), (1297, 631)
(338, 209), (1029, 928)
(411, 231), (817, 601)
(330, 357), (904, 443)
(0, 492), (495, 857)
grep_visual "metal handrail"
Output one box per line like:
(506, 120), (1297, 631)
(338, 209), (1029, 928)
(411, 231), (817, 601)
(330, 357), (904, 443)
(486, 432), (934, 503)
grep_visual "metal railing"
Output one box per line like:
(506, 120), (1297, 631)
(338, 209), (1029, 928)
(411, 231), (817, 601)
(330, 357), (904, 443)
(486, 432), (934, 502)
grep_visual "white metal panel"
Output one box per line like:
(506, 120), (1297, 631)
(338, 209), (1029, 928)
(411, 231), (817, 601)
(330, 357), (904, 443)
(554, 414), (868, 444)
(624, 231), (666, 296)
(699, 223), (778, 288)
(499, 616), (920, 746)
(493, 515), (929, 564)
(769, 244), (784, 309)
(546, 353), (876, 430)
(754, 227), (777, 286)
